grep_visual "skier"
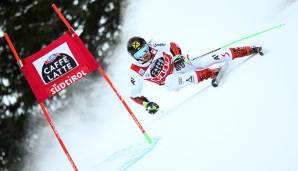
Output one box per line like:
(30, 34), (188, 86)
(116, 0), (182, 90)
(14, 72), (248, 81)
(127, 36), (262, 114)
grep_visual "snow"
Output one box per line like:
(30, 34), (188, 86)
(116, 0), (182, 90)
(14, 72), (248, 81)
(24, 0), (298, 171)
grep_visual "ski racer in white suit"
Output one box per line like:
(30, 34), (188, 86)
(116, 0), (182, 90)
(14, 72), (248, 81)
(127, 36), (262, 114)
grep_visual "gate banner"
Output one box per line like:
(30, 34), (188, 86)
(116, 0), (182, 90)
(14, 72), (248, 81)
(21, 32), (99, 102)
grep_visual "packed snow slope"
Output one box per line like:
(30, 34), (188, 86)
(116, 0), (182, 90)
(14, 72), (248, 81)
(24, 0), (298, 170)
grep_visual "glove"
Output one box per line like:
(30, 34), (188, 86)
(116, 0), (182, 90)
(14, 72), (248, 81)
(144, 101), (159, 114)
(173, 55), (185, 71)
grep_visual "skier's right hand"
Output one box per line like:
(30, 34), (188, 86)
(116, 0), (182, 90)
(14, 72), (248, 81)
(173, 55), (185, 71)
(144, 101), (159, 114)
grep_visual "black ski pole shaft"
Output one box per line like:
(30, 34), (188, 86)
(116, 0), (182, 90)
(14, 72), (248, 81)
(186, 24), (285, 64)
(190, 48), (221, 62)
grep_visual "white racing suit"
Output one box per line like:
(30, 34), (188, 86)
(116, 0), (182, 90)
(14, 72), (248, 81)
(129, 40), (253, 105)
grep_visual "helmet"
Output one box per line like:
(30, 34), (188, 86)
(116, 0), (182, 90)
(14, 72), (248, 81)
(127, 36), (148, 61)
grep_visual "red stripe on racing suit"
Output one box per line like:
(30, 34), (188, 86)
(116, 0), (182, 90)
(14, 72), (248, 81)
(170, 42), (182, 56)
(131, 96), (149, 105)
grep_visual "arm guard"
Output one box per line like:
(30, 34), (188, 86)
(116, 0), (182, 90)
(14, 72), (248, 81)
(170, 42), (182, 56)
(131, 96), (149, 106)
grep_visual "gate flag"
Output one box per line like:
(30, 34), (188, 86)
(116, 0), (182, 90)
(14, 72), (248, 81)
(4, 4), (153, 170)
(21, 32), (99, 102)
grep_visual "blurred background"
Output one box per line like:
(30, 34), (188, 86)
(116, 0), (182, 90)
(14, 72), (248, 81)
(0, 0), (124, 170)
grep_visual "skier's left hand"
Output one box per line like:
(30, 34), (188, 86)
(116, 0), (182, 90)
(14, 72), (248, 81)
(144, 101), (159, 114)
(173, 55), (185, 71)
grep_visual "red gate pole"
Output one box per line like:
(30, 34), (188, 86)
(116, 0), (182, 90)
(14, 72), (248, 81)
(4, 33), (79, 171)
(97, 67), (153, 144)
(52, 4), (153, 144)
(52, 4), (75, 35)
(39, 103), (78, 171)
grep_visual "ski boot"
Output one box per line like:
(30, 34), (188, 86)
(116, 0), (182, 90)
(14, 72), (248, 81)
(211, 67), (221, 87)
(210, 67), (221, 79)
(251, 46), (264, 56)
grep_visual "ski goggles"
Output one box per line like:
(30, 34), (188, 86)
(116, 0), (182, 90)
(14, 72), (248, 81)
(133, 44), (149, 60)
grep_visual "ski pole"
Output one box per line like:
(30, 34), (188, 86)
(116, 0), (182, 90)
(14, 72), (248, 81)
(97, 67), (153, 144)
(187, 23), (285, 63)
